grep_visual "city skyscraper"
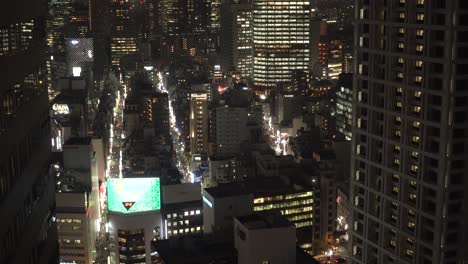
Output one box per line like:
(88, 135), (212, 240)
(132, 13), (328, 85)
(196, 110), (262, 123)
(110, 0), (138, 67)
(0, 1), (58, 263)
(336, 73), (353, 141)
(220, 0), (253, 78)
(350, 1), (468, 263)
(189, 92), (209, 155)
(252, 0), (311, 90)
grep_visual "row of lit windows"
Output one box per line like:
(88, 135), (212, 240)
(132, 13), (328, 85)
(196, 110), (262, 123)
(253, 192), (313, 204)
(255, 203), (314, 214)
(0, 20), (35, 56)
(166, 210), (201, 219)
(58, 218), (82, 224)
(167, 226), (202, 236)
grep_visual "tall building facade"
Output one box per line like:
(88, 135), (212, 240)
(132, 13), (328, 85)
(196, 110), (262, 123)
(336, 73), (352, 141)
(252, 0), (311, 90)
(0, 1), (58, 263)
(189, 92), (209, 155)
(350, 1), (468, 263)
(110, 0), (138, 67)
(220, 0), (253, 78)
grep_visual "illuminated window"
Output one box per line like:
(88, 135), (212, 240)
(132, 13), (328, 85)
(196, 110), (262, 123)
(410, 165), (418, 173)
(412, 135), (420, 144)
(417, 0), (424, 5)
(416, 13), (424, 22)
(392, 186), (399, 193)
(416, 45), (424, 52)
(398, 42), (405, 49)
(414, 76), (422, 83)
(398, 57), (404, 64)
(415, 60), (423, 68)
(412, 106), (421, 113)
(411, 151), (419, 158)
(416, 29), (424, 37)
(395, 130), (402, 137)
(399, 12), (405, 20)
(409, 193), (417, 200)
(398, 28), (405, 34)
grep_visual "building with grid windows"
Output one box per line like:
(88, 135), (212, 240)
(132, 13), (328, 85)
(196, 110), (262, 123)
(350, 1), (468, 263)
(220, 0), (253, 79)
(0, 1), (58, 263)
(161, 183), (203, 238)
(335, 73), (353, 141)
(189, 92), (209, 155)
(110, 0), (138, 67)
(252, 0), (311, 90)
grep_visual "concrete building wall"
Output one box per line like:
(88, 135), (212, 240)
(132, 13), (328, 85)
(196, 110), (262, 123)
(203, 192), (253, 234)
(234, 218), (296, 264)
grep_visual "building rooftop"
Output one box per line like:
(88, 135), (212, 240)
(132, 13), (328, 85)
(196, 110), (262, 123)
(65, 137), (92, 146)
(162, 182), (201, 205)
(153, 235), (236, 264)
(204, 182), (249, 198)
(236, 212), (294, 230)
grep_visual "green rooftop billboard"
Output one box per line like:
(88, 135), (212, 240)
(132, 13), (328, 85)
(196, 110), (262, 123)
(107, 178), (161, 213)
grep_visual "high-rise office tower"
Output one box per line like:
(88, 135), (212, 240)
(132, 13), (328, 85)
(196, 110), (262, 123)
(350, 1), (468, 263)
(189, 92), (209, 155)
(0, 1), (58, 263)
(161, 0), (180, 36)
(210, 0), (221, 32)
(336, 73), (352, 141)
(47, 0), (72, 54)
(110, 0), (138, 67)
(252, 0), (311, 91)
(220, 0), (253, 78)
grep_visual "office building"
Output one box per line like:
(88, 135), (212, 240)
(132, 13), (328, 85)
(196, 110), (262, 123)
(220, 0), (253, 78)
(161, 183), (203, 238)
(335, 73), (353, 141)
(189, 92), (209, 155)
(204, 172), (321, 253)
(234, 212), (296, 264)
(47, 0), (72, 54)
(0, 1), (58, 263)
(216, 106), (249, 157)
(151, 92), (170, 136)
(249, 177), (318, 252)
(252, 0), (311, 90)
(203, 184), (254, 234)
(56, 138), (101, 264)
(350, 1), (468, 263)
(107, 177), (162, 264)
(110, 0), (138, 67)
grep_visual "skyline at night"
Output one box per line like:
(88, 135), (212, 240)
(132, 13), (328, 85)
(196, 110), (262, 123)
(1, 0), (467, 264)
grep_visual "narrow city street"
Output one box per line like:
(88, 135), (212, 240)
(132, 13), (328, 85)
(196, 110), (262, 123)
(156, 72), (190, 182)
